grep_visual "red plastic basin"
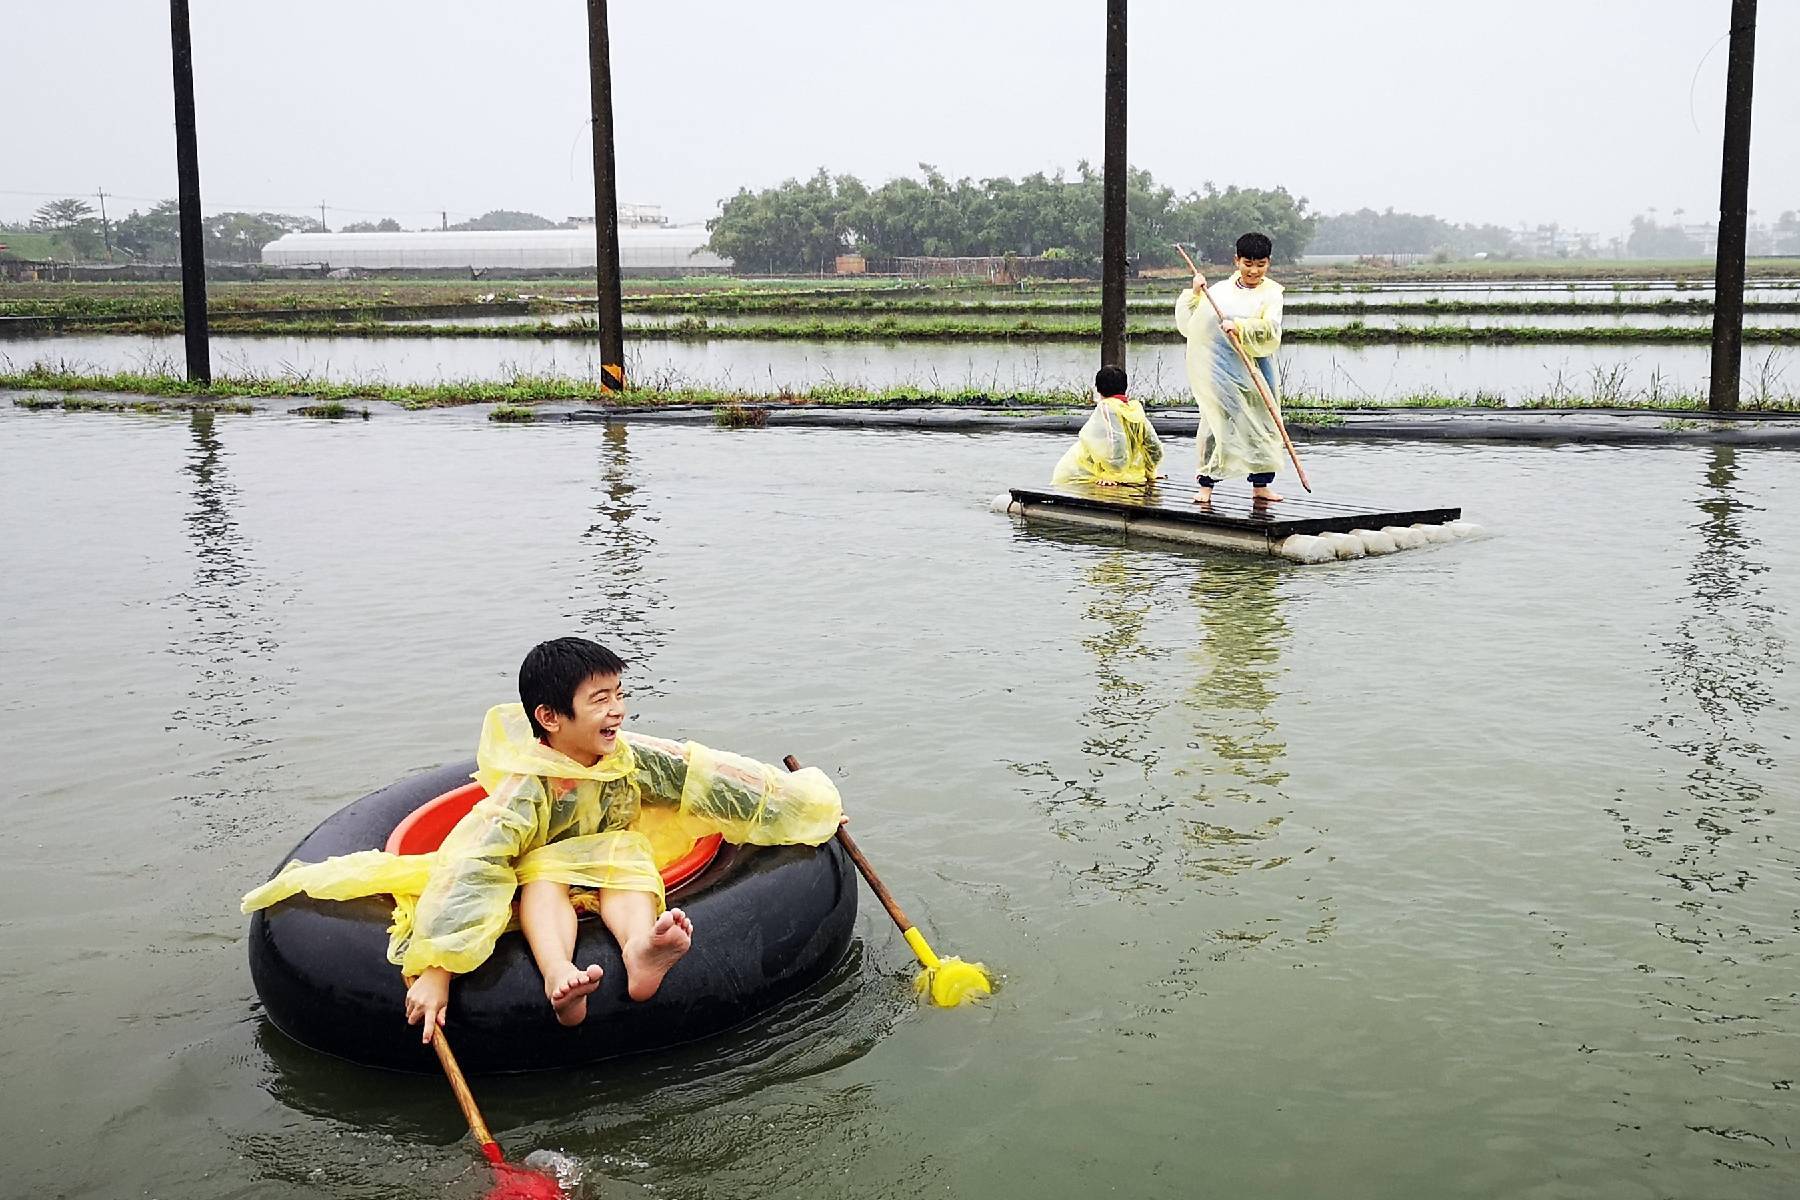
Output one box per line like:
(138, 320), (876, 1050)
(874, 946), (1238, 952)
(384, 782), (723, 891)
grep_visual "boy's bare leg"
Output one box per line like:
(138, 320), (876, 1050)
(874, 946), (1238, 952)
(599, 889), (694, 1002)
(519, 880), (603, 1026)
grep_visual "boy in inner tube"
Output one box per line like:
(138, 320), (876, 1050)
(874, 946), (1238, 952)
(243, 636), (844, 1037)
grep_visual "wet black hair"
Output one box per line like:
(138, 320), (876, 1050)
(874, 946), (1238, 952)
(519, 637), (628, 738)
(1236, 232), (1273, 260)
(1094, 364), (1128, 397)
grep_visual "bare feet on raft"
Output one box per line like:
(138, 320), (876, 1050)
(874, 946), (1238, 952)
(547, 963), (604, 1026)
(1252, 487), (1285, 503)
(1192, 487), (1213, 507)
(624, 908), (693, 1001)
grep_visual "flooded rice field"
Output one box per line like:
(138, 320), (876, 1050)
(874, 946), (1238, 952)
(2, 408), (1797, 1199)
(7, 331), (1795, 404)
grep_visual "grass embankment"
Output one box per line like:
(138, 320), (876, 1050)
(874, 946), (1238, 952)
(8, 365), (1799, 417)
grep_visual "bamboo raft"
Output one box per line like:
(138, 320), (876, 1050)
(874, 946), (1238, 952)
(998, 480), (1480, 562)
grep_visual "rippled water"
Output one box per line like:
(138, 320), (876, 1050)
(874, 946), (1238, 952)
(7, 332), (1798, 404)
(2, 409), (1798, 1199)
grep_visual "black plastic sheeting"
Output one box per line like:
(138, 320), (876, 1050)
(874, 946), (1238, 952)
(247, 760), (857, 1073)
(564, 405), (1800, 446)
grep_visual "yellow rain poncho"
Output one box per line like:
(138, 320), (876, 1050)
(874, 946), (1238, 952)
(1051, 395), (1165, 486)
(242, 704), (843, 977)
(1176, 274), (1285, 480)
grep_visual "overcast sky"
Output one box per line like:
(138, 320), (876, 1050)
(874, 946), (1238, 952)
(6, 2), (1795, 239)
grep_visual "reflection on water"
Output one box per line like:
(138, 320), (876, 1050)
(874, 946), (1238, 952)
(169, 410), (285, 851)
(1178, 557), (1290, 882)
(571, 423), (669, 696)
(1629, 446), (1786, 914)
(1008, 532), (1308, 906)
(1611, 445), (1794, 1175)
(247, 941), (903, 1199)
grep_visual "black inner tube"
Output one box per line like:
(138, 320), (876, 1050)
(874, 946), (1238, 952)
(248, 761), (857, 1073)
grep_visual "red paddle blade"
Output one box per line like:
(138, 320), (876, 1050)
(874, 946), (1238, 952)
(483, 1161), (565, 1200)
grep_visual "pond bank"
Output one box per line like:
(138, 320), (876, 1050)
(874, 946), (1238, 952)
(10, 385), (1800, 447)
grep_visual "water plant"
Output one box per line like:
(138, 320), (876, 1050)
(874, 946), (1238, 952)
(292, 401), (368, 419)
(713, 403), (768, 428)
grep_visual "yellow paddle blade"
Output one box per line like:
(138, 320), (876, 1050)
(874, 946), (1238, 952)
(914, 956), (993, 1008)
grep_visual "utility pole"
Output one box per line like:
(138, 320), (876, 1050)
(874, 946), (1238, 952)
(319, 202), (329, 233)
(441, 210), (448, 232)
(586, 0), (626, 391)
(169, 0), (210, 384)
(1709, 0), (1757, 413)
(1100, 0), (1127, 371)
(95, 187), (114, 261)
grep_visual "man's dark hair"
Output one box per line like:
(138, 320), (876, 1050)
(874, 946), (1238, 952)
(1236, 232), (1273, 260)
(519, 637), (627, 738)
(1094, 364), (1128, 396)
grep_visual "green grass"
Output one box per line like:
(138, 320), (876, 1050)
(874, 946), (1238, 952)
(713, 403), (769, 428)
(8, 363), (1798, 415)
(488, 404), (537, 423)
(11, 390), (255, 414)
(292, 401), (368, 419)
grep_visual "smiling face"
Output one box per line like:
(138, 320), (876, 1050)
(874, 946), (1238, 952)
(1234, 255), (1271, 287)
(534, 671), (627, 766)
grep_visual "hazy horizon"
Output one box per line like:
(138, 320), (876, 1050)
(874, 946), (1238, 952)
(5, 2), (1795, 242)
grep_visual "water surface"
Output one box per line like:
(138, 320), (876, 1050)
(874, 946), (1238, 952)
(1, 410), (1797, 1199)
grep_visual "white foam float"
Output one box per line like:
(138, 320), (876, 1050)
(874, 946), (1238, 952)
(990, 492), (1020, 515)
(1275, 533), (1336, 563)
(1318, 531), (1367, 560)
(1381, 525), (1426, 550)
(1351, 528), (1399, 555)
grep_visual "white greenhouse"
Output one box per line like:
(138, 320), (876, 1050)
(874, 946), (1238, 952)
(260, 227), (729, 273)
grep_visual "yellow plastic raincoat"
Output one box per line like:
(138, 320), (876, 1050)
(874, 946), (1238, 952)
(241, 704), (843, 977)
(1176, 275), (1285, 479)
(1052, 395), (1165, 486)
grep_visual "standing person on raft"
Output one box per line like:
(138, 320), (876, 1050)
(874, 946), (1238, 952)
(241, 637), (845, 1041)
(1052, 364), (1166, 487)
(1177, 231), (1286, 505)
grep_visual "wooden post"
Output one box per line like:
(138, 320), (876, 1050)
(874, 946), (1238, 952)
(1100, 0), (1127, 371)
(586, 0), (626, 392)
(1709, 0), (1757, 413)
(169, 0), (210, 384)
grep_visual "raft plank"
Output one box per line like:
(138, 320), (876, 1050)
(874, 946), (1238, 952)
(1009, 481), (1460, 539)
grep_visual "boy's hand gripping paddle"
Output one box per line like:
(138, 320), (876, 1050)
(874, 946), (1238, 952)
(1173, 242), (1312, 493)
(406, 988), (566, 1199)
(783, 755), (992, 1007)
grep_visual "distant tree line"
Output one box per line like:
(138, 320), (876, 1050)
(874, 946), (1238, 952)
(0, 200), (582, 262)
(704, 165), (1317, 273)
(1309, 207), (1519, 259)
(6, 197), (323, 262)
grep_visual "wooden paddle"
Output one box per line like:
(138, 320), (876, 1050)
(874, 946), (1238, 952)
(405, 983), (564, 1199)
(782, 755), (991, 1006)
(1172, 242), (1312, 493)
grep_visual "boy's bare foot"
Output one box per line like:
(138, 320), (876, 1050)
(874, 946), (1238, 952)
(623, 908), (693, 1001)
(1252, 487), (1285, 503)
(547, 963), (604, 1026)
(1192, 488), (1213, 507)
